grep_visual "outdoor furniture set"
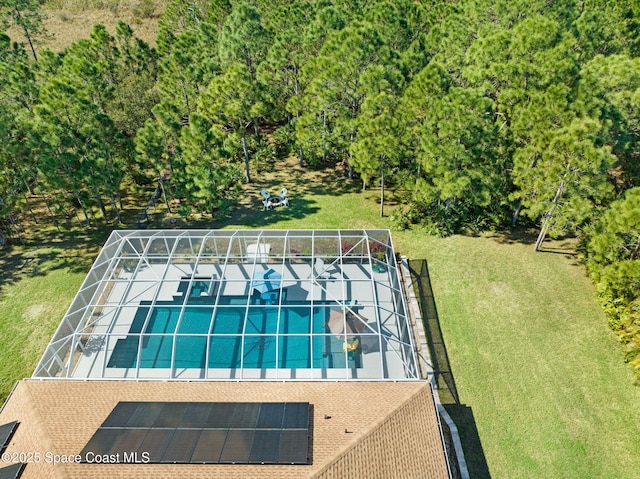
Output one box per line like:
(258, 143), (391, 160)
(261, 188), (289, 210)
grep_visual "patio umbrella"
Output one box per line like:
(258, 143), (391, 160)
(327, 309), (367, 337)
(252, 268), (282, 294)
(327, 309), (355, 337)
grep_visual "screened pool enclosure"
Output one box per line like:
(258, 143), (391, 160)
(34, 230), (420, 380)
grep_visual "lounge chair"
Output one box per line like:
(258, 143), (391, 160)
(313, 258), (336, 279)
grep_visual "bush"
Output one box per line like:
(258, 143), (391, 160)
(272, 124), (295, 159)
(252, 142), (277, 173)
(391, 198), (507, 236)
(583, 188), (640, 380)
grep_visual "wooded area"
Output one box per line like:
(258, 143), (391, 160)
(1, 0), (639, 377)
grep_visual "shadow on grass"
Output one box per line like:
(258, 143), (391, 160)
(408, 259), (491, 479)
(537, 245), (578, 256)
(0, 225), (111, 295)
(485, 227), (538, 245)
(444, 404), (491, 479)
(214, 196), (322, 229)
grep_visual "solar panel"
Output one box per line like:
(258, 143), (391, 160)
(108, 428), (150, 457)
(228, 403), (260, 429)
(191, 429), (227, 463)
(0, 422), (18, 453)
(282, 402), (310, 429)
(161, 429), (200, 463)
(203, 402), (235, 428)
(0, 463), (25, 479)
(152, 403), (187, 428)
(81, 401), (311, 465)
(127, 402), (164, 427)
(80, 429), (123, 459)
(256, 402), (285, 429)
(279, 429), (309, 464)
(138, 428), (175, 463)
(101, 402), (140, 428)
(202, 402), (259, 429)
(219, 430), (254, 464)
(179, 403), (212, 428)
(249, 430), (281, 464)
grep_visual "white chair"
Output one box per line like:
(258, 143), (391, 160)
(261, 189), (270, 200)
(262, 198), (272, 210)
(314, 258), (336, 279)
(281, 196), (289, 207)
(279, 187), (287, 198)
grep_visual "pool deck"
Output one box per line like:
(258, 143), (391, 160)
(70, 260), (412, 380)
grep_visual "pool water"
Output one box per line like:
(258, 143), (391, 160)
(189, 280), (212, 297)
(109, 304), (335, 369)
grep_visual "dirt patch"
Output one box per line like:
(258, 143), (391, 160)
(24, 303), (50, 322)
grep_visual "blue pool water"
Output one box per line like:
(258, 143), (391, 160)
(109, 304), (335, 369)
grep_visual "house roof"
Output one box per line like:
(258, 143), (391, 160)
(0, 380), (450, 479)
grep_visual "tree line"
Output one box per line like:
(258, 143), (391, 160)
(1, 0), (639, 377)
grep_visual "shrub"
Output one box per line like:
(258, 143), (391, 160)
(272, 124), (295, 159)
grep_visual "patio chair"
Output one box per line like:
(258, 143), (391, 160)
(313, 257), (337, 279)
(262, 198), (272, 210)
(261, 189), (270, 200)
(279, 187), (287, 198)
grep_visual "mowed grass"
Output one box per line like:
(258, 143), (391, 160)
(401, 232), (640, 479)
(1, 159), (640, 478)
(0, 248), (86, 401)
(0, 228), (107, 402)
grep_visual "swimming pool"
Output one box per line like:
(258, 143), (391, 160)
(108, 303), (344, 370)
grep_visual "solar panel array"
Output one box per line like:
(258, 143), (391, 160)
(0, 464), (26, 479)
(80, 402), (310, 465)
(0, 421), (18, 454)
(0, 422), (24, 479)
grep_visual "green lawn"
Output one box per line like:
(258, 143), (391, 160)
(403, 232), (640, 479)
(1, 162), (640, 478)
(0, 247), (87, 400)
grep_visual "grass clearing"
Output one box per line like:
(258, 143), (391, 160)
(6, 0), (168, 52)
(1, 158), (640, 478)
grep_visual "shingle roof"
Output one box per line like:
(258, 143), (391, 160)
(0, 380), (449, 479)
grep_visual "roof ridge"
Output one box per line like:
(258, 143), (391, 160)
(311, 382), (446, 478)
